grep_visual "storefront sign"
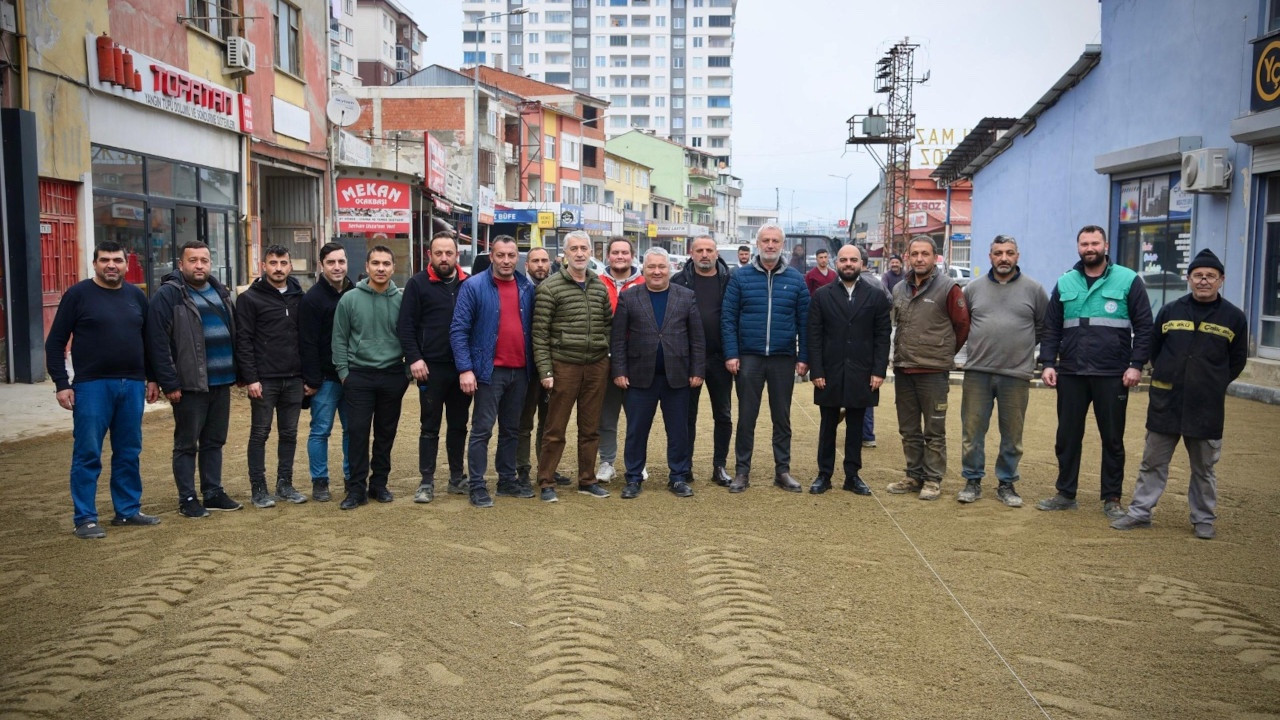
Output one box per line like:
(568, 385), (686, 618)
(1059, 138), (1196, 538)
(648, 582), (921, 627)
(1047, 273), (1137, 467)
(478, 186), (496, 225)
(646, 223), (658, 238)
(1253, 36), (1280, 112)
(537, 212), (556, 229)
(654, 222), (709, 237)
(914, 127), (969, 167)
(424, 133), (447, 195)
(623, 209), (644, 232)
(336, 179), (411, 234)
(433, 196), (453, 214)
(495, 209), (540, 223)
(559, 204), (584, 228)
(85, 35), (249, 134)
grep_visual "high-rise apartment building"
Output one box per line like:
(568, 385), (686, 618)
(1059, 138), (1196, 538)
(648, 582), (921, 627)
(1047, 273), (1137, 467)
(357, 0), (428, 87)
(460, 0), (736, 166)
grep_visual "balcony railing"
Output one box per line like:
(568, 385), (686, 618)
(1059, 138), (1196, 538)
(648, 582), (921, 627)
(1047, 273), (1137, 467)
(688, 192), (715, 206)
(688, 165), (716, 179)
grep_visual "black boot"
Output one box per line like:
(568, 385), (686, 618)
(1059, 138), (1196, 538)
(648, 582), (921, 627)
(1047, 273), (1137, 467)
(312, 478), (331, 502)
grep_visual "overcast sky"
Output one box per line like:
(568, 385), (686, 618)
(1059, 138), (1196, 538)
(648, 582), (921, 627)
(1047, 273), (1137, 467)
(402, 0), (1101, 223)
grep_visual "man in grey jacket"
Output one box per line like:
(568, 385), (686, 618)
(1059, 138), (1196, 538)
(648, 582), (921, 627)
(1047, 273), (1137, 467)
(957, 236), (1048, 507)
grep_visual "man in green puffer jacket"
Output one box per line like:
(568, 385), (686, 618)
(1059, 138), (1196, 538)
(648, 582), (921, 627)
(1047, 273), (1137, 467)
(531, 231), (614, 503)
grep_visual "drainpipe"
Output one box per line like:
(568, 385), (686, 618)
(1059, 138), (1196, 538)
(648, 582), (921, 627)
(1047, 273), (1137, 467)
(16, 0), (28, 109)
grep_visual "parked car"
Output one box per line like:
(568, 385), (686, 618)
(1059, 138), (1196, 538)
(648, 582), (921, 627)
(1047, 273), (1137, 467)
(668, 254), (689, 272)
(944, 264), (973, 286)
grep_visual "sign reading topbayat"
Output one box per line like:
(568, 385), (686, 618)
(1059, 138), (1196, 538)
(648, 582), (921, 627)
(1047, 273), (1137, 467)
(336, 179), (412, 234)
(85, 35), (251, 134)
(1253, 36), (1280, 112)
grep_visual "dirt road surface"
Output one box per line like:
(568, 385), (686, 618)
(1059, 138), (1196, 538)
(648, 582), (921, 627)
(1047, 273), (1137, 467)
(1, 384), (1278, 719)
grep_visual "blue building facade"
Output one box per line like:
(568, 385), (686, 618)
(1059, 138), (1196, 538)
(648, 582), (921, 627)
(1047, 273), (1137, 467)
(964, 0), (1280, 367)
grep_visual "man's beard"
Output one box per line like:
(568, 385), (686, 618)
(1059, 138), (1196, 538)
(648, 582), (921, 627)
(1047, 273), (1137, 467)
(695, 259), (715, 271)
(839, 268), (860, 283)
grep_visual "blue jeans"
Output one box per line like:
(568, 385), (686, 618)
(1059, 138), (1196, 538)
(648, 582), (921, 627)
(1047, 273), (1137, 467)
(71, 379), (145, 525)
(863, 407), (875, 442)
(468, 367), (529, 490)
(960, 371), (1030, 484)
(624, 375), (692, 485)
(308, 380), (349, 482)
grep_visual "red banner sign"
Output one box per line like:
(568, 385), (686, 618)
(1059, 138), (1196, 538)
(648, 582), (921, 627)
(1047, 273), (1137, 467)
(336, 179), (411, 234)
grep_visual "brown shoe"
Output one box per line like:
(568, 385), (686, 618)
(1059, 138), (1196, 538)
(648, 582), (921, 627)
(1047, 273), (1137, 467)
(886, 477), (923, 494)
(774, 472), (802, 493)
(919, 480), (942, 501)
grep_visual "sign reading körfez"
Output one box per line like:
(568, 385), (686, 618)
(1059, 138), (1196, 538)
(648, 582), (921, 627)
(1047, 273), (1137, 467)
(85, 34), (251, 134)
(424, 133), (447, 196)
(1253, 35), (1280, 112)
(336, 179), (411, 234)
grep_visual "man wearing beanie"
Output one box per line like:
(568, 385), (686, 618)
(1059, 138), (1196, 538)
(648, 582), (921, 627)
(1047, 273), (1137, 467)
(1111, 249), (1247, 540)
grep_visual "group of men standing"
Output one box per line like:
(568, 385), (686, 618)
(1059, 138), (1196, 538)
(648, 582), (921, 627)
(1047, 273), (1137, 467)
(48, 220), (1247, 542)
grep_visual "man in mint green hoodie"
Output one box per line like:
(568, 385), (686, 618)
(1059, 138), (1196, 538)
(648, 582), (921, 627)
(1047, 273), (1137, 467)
(332, 246), (409, 510)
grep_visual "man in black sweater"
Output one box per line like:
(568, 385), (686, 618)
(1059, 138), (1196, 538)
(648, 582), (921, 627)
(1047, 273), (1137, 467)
(299, 242), (355, 502)
(235, 244), (306, 508)
(672, 234), (734, 486)
(46, 240), (161, 539)
(397, 231), (470, 503)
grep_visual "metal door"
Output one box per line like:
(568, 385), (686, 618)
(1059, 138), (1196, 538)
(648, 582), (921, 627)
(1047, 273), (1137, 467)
(39, 179), (80, 335)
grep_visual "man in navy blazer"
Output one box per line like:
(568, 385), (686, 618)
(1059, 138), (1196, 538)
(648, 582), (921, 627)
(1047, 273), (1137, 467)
(611, 247), (707, 499)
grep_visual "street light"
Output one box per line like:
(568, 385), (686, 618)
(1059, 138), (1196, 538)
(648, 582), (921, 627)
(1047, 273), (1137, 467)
(829, 173), (852, 234)
(471, 6), (528, 259)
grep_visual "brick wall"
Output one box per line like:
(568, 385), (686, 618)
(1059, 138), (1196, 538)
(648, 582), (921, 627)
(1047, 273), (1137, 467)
(349, 97), (466, 134)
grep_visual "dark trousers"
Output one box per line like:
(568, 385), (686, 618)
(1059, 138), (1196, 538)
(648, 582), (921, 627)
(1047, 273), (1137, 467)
(417, 362), (471, 483)
(624, 375), (692, 485)
(467, 367), (529, 490)
(247, 377), (304, 486)
(1053, 374), (1128, 500)
(538, 358), (609, 487)
(818, 405), (868, 479)
(895, 371), (950, 483)
(343, 368), (409, 497)
(689, 357), (733, 468)
(733, 354), (795, 476)
(172, 384), (231, 502)
(517, 379), (548, 476)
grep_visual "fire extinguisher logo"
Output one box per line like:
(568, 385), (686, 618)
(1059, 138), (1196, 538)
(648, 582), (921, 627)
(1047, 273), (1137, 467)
(95, 32), (142, 92)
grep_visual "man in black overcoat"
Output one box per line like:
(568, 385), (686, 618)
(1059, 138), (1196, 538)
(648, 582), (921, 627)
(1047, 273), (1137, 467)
(807, 244), (892, 494)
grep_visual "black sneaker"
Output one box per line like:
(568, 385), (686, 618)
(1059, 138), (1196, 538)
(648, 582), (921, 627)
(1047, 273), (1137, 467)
(250, 483), (276, 509)
(111, 512), (161, 526)
(540, 487), (559, 503)
(339, 493), (367, 510)
(621, 481), (641, 499)
(515, 478), (536, 499)
(578, 483), (610, 498)
(496, 479), (522, 498)
(179, 496), (210, 518)
(470, 488), (495, 508)
(369, 487), (394, 503)
(668, 481), (694, 498)
(275, 483), (308, 504)
(312, 479), (332, 503)
(996, 482), (1023, 507)
(74, 521), (106, 539)
(446, 477), (467, 495)
(554, 472), (573, 486)
(204, 492), (243, 512)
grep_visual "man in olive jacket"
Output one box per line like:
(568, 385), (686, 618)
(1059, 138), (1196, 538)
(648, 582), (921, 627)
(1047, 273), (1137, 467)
(531, 231), (614, 503)
(808, 244), (891, 496)
(1110, 249), (1246, 540)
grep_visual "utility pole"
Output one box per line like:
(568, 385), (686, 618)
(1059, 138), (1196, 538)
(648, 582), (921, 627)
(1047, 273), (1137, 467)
(846, 38), (928, 259)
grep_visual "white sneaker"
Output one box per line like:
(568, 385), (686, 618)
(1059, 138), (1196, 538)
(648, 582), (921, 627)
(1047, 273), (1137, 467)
(641, 466), (649, 481)
(596, 461), (616, 482)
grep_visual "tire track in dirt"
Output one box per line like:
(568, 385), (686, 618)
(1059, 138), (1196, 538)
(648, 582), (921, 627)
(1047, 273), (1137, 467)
(122, 538), (382, 718)
(684, 546), (844, 718)
(522, 559), (634, 719)
(1139, 574), (1280, 681)
(0, 549), (234, 718)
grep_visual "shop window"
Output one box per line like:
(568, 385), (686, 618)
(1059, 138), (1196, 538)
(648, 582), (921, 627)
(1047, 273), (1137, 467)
(274, 0), (301, 76)
(1113, 171), (1192, 315)
(91, 147), (145, 195)
(148, 159), (199, 201)
(1260, 178), (1280, 355)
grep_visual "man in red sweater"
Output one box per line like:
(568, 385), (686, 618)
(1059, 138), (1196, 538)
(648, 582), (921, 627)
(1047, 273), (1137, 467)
(804, 248), (837, 296)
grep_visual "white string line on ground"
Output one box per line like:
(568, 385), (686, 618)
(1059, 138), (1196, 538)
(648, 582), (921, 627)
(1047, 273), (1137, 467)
(794, 400), (1054, 720)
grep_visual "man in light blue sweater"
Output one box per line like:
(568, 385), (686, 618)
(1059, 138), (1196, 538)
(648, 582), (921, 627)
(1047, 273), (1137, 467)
(957, 235), (1048, 507)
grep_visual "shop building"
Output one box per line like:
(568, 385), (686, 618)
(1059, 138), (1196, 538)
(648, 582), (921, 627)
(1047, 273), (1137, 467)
(939, 0), (1280, 397)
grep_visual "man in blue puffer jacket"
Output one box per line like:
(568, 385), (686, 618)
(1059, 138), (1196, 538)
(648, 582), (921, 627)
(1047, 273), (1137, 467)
(721, 223), (811, 494)
(450, 236), (536, 508)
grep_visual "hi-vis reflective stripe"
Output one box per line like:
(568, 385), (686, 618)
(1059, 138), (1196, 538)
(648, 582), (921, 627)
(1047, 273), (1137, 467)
(1151, 380), (1174, 390)
(1160, 319), (1236, 341)
(1063, 317), (1133, 329)
(1200, 322), (1236, 341)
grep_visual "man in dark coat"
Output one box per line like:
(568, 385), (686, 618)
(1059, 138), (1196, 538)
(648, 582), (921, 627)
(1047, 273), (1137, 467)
(1110, 249), (1247, 540)
(611, 247), (706, 499)
(807, 244), (891, 495)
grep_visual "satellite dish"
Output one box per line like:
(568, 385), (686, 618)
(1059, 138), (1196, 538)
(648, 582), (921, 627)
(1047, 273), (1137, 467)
(327, 94), (362, 127)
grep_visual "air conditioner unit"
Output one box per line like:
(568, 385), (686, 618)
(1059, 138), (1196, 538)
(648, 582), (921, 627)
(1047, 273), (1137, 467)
(1181, 148), (1232, 193)
(225, 36), (256, 77)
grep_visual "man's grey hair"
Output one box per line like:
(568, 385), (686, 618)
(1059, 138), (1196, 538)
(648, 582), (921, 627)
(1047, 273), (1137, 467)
(563, 230), (592, 247)
(990, 234), (1019, 250)
(642, 246), (671, 264)
(690, 234), (714, 247)
(908, 234), (937, 254)
(756, 223), (786, 242)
